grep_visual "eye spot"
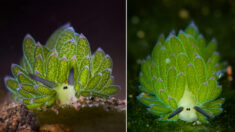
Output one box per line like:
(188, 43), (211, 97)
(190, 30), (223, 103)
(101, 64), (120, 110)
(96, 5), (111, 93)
(186, 108), (191, 111)
(63, 86), (68, 90)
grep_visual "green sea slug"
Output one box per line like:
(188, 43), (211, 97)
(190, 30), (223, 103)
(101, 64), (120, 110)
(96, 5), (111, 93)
(137, 22), (225, 123)
(4, 23), (120, 110)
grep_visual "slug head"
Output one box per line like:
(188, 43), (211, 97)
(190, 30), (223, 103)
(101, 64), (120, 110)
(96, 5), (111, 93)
(54, 83), (77, 105)
(168, 89), (210, 122)
(167, 90), (197, 122)
(29, 68), (77, 105)
(177, 90), (197, 122)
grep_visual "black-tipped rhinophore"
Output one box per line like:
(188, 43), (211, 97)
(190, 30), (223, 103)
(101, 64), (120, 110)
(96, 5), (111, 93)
(194, 106), (210, 119)
(68, 68), (74, 85)
(168, 107), (184, 119)
(29, 74), (58, 88)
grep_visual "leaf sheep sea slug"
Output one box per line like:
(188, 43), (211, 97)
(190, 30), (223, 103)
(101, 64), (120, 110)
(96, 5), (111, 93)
(137, 22), (225, 123)
(4, 23), (120, 110)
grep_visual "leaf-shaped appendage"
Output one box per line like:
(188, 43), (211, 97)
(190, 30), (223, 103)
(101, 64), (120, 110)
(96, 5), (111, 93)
(137, 22), (225, 123)
(4, 23), (120, 110)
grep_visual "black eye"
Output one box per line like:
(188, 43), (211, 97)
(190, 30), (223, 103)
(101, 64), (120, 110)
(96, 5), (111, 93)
(63, 86), (68, 89)
(186, 108), (191, 111)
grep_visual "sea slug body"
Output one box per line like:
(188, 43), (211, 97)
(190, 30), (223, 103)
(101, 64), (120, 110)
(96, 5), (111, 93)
(4, 23), (120, 110)
(137, 22), (225, 123)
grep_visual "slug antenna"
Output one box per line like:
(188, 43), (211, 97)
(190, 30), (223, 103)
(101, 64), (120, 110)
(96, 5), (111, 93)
(68, 68), (75, 85)
(29, 74), (58, 88)
(168, 107), (184, 119)
(194, 106), (210, 119)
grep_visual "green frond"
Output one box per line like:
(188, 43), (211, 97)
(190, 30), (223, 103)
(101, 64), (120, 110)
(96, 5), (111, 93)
(23, 34), (36, 72)
(46, 23), (71, 49)
(99, 85), (120, 96)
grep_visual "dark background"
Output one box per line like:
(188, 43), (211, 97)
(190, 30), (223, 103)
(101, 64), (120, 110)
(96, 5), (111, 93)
(128, 0), (235, 131)
(0, 0), (126, 100)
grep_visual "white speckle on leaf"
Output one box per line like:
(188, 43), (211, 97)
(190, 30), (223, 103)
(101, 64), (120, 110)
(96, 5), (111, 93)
(165, 58), (170, 64)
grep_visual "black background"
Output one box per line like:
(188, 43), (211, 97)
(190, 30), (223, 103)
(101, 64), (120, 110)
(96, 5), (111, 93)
(0, 0), (126, 99)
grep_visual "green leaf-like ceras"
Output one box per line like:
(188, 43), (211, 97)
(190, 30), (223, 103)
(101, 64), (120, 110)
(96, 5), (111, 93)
(137, 22), (225, 123)
(4, 23), (120, 110)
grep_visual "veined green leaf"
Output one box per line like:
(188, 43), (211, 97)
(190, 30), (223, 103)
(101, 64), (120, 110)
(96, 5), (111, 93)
(43, 47), (50, 57)
(97, 54), (112, 74)
(21, 84), (42, 96)
(94, 69), (111, 91)
(210, 52), (220, 66)
(209, 108), (223, 116)
(202, 98), (224, 109)
(177, 53), (188, 74)
(139, 74), (153, 95)
(18, 89), (34, 98)
(185, 22), (199, 38)
(56, 27), (75, 52)
(80, 91), (92, 97)
(174, 72), (185, 102)
(197, 34), (206, 56)
(36, 85), (55, 95)
(150, 104), (171, 113)
(137, 93), (164, 106)
(85, 73), (102, 90)
(159, 46), (168, 83)
(205, 39), (217, 61)
(141, 57), (152, 83)
(11, 64), (29, 78)
(46, 96), (56, 107)
(23, 34), (36, 68)
(152, 42), (161, 65)
(57, 57), (68, 83)
(26, 103), (43, 110)
(34, 54), (44, 78)
(104, 75), (114, 87)
(18, 73), (35, 84)
(79, 66), (89, 87)
(91, 48), (105, 75)
(147, 108), (167, 116)
(154, 78), (164, 96)
(34, 43), (44, 59)
(4, 77), (19, 93)
(76, 34), (91, 60)
(99, 85), (120, 96)
(59, 40), (76, 59)
(168, 97), (178, 109)
(211, 86), (222, 101)
(74, 81), (81, 92)
(196, 112), (208, 123)
(194, 56), (206, 85)
(79, 56), (90, 71)
(167, 66), (176, 96)
(46, 52), (59, 82)
(34, 95), (54, 103)
(159, 89), (169, 106)
(46, 23), (71, 49)
(178, 32), (191, 58)
(207, 77), (217, 101)
(168, 36), (184, 56)
(198, 82), (209, 104)
(186, 63), (198, 99)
